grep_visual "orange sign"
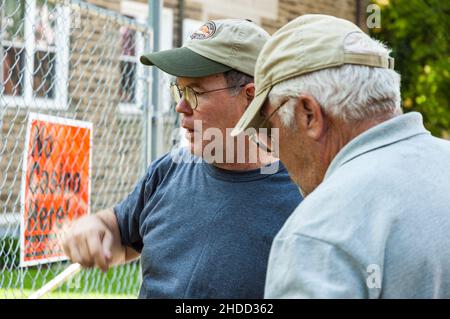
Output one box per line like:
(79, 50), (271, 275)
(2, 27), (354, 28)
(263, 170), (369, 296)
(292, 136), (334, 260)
(20, 113), (92, 267)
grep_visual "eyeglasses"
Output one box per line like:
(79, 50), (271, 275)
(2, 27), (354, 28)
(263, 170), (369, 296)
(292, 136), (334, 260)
(258, 98), (290, 136)
(250, 98), (291, 153)
(170, 82), (246, 110)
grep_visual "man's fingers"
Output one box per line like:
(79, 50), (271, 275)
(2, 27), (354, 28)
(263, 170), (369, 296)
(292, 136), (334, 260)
(102, 230), (113, 266)
(59, 214), (115, 272)
(87, 232), (109, 272)
(68, 241), (83, 265)
(60, 222), (72, 257)
(62, 237), (73, 261)
(61, 222), (92, 267)
(77, 236), (93, 268)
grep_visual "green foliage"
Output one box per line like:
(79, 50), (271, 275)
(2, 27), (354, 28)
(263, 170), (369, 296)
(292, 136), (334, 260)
(2, 0), (25, 41)
(0, 236), (20, 268)
(370, 0), (450, 137)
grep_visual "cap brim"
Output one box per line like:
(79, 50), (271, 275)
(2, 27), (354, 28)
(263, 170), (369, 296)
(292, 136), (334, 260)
(140, 47), (231, 77)
(231, 86), (271, 137)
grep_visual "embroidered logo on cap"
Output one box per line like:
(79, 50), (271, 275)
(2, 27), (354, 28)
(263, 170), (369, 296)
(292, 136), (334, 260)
(190, 21), (216, 40)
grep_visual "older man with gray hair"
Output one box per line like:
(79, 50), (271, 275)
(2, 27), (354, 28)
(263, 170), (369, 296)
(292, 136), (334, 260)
(232, 14), (450, 298)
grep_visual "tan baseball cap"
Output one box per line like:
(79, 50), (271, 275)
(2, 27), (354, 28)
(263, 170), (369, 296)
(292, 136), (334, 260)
(140, 19), (269, 77)
(231, 14), (395, 136)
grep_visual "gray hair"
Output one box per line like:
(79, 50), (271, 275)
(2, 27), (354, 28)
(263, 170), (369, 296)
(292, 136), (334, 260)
(269, 37), (402, 127)
(223, 69), (253, 96)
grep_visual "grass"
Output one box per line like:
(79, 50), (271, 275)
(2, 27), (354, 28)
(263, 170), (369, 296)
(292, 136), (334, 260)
(1, 288), (135, 299)
(1, 261), (141, 299)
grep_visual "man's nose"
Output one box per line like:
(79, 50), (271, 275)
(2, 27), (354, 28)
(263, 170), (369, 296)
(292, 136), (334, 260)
(175, 98), (193, 115)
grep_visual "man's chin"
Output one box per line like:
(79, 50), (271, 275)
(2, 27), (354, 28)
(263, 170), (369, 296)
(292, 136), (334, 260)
(188, 143), (221, 164)
(189, 142), (203, 158)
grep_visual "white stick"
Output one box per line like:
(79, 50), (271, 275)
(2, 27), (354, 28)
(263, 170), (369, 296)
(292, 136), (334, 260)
(28, 263), (82, 299)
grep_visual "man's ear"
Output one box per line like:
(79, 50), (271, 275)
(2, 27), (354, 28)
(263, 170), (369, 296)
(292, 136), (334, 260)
(237, 83), (255, 113)
(244, 83), (255, 103)
(295, 94), (326, 141)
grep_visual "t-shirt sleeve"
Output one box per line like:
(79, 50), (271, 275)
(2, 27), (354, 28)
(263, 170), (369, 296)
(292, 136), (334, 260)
(113, 156), (167, 252)
(264, 233), (368, 298)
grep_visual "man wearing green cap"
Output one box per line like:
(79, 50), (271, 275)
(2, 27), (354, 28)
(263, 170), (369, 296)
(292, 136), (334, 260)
(62, 19), (301, 298)
(232, 14), (450, 298)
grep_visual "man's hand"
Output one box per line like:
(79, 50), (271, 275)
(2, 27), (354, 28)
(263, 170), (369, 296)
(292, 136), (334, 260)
(61, 209), (120, 272)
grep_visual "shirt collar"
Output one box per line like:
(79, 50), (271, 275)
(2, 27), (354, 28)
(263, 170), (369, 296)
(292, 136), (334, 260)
(324, 112), (430, 180)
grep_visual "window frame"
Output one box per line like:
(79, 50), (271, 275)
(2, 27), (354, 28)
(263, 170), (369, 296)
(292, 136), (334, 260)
(118, 2), (174, 116)
(0, 0), (70, 110)
(118, 0), (146, 115)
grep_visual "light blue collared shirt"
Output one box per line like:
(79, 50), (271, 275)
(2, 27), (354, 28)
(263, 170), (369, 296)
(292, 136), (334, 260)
(265, 112), (450, 298)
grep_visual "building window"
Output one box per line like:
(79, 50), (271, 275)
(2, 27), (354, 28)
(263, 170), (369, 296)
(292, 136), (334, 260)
(118, 2), (174, 115)
(118, 0), (146, 115)
(118, 18), (142, 113)
(1, 0), (69, 109)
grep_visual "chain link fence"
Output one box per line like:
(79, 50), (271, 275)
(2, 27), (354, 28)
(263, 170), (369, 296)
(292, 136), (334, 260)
(1, 0), (179, 298)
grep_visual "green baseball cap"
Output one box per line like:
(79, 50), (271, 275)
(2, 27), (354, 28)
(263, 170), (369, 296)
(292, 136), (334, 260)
(231, 14), (395, 136)
(140, 19), (269, 77)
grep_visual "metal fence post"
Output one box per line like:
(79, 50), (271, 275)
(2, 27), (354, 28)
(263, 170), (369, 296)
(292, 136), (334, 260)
(142, 28), (151, 172)
(149, 0), (161, 162)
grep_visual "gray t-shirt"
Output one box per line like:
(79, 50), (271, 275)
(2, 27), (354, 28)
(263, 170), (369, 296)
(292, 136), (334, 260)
(265, 112), (450, 298)
(114, 148), (302, 298)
